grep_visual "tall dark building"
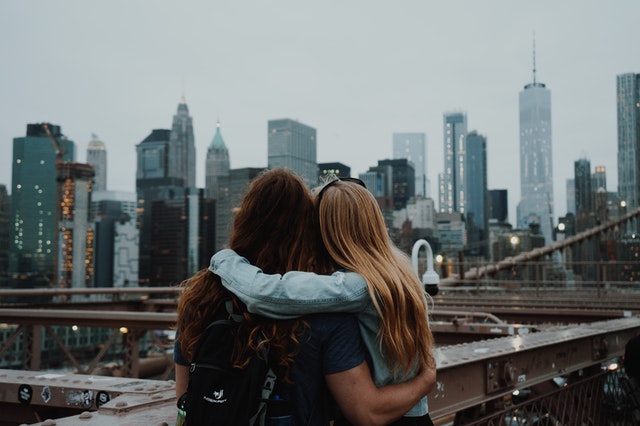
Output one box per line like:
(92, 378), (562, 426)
(488, 190), (508, 223)
(148, 188), (215, 287)
(574, 159), (593, 216)
(465, 131), (488, 257)
(574, 158), (595, 233)
(10, 123), (75, 288)
(0, 185), (9, 287)
(169, 97), (196, 188)
(136, 129), (185, 285)
(377, 159), (415, 210)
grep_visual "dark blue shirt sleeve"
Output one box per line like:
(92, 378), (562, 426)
(173, 330), (189, 366)
(320, 314), (366, 376)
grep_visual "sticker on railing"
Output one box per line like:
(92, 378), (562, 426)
(41, 386), (51, 404)
(97, 391), (111, 407)
(18, 384), (32, 405)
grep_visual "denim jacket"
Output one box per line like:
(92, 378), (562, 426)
(210, 249), (428, 417)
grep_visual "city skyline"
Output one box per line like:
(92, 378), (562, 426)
(1, 1), (638, 225)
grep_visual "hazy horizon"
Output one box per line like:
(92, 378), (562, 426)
(2, 1), (638, 225)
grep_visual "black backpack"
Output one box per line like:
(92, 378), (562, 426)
(179, 302), (291, 425)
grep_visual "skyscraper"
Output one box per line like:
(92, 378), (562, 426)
(91, 191), (137, 288)
(0, 185), (9, 287)
(136, 129), (184, 285)
(86, 135), (107, 192)
(465, 131), (488, 256)
(9, 123), (75, 288)
(377, 159), (415, 210)
(268, 119), (317, 187)
(488, 189), (508, 223)
(440, 112), (467, 214)
(57, 162), (95, 290)
(393, 132), (427, 197)
(517, 47), (554, 242)
(617, 73), (640, 212)
(149, 188), (215, 286)
(169, 97), (196, 188)
(574, 158), (593, 216)
(592, 166), (606, 192)
(566, 179), (576, 215)
(205, 121), (230, 199)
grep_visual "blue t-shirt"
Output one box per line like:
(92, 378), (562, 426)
(175, 312), (365, 425)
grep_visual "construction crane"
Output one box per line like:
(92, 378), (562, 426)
(42, 123), (65, 166)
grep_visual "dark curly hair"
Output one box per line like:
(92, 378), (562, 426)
(176, 168), (334, 380)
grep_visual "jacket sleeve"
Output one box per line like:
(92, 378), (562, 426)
(209, 249), (370, 319)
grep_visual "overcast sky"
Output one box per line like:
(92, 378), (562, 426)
(1, 1), (638, 225)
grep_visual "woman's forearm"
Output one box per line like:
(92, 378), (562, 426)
(210, 249), (370, 318)
(326, 361), (435, 426)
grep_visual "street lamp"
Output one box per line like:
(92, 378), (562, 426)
(509, 235), (520, 247)
(412, 239), (439, 296)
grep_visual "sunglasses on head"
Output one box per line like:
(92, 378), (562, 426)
(317, 177), (367, 202)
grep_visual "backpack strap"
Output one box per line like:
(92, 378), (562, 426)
(249, 367), (277, 425)
(226, 300), (245, 323)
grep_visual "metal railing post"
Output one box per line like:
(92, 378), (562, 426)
(23, 325), (42, 371)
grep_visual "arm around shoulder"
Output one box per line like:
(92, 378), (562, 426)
(326, 361), (436, 426)
(210, 249), (370, 317)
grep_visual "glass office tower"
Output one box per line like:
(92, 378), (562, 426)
(517, 63), (554, 242)
(440, 112), (467, 214)
(617, 73), (640, 213)
(9, 123), (75, 288)
(393, 132), (427, 197)
(268, 119), (317, 188)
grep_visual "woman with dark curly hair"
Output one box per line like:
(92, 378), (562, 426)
(174, 168), (434, 425)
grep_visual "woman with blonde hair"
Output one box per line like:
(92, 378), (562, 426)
(212, 177), (436, 425)
(175, 170), (435, 425)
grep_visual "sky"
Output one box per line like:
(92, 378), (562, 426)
(1, 1), (638, 225)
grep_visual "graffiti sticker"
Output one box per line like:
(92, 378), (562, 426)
(41, 386), (51, 404)
(66, 390), (94, 409)
(18, 384), (33, 405)
(96, 391), (111, 407)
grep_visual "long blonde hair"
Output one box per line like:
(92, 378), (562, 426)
(316, 180), (435, 375)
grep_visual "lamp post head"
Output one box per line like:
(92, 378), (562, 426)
(411, 239), (439, 297)
(422, 270), (439, 296)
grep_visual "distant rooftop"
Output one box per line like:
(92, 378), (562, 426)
(141, 129), (171, 143)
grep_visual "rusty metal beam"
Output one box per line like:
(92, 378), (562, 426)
(0, 308), (176, 329)
(0, 287), (180, 297)
(427, 316), (640, 419)
(0, 316), (637, 424)
(0, 369), (176, 424)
